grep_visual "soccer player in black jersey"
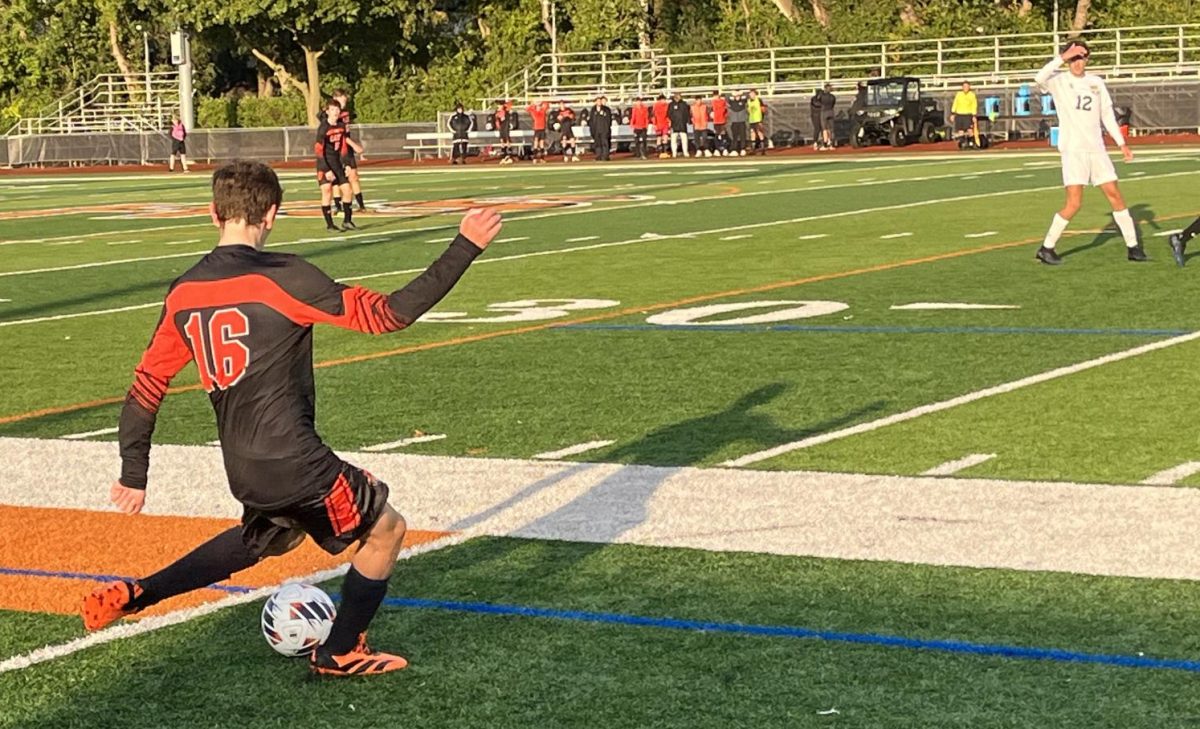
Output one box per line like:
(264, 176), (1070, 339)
(332, 89), (367, 212)
(81, 160), (503, 677)
(315, 100), (355, 231)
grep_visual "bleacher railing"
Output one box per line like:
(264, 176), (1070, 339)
(489, 24), (1200, 104)
(5, 72), (180, 136)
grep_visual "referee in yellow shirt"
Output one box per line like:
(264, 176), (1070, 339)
(951, 81), (978, 147)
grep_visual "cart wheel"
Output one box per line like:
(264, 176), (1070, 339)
(888, 125), (907, 147)
(921, 122), (937, 144)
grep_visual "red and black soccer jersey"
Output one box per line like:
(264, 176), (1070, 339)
(652, 100), (670, 132)
(526, 102), (549, 131)
(315, 119), (346, 162)
(337, 109), (354, 155)
(118, 237), (483, 509)
(630, 104), (649, 130)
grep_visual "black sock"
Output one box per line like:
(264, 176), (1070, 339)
(322, 206), (334, 226)
(355, 192), (365, 209)
(342, 203), (353, 224)
(323, 566), (389, 654)
(1182, 217), (1200, 244)
(132, 527), (257, 610)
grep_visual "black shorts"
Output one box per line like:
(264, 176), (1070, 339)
(241, 463), (390, 558)
(750, 122), (764, 134)
(316, 156), (348, 186)
(499, 129), (512, 143)
(171, 139), (186, 155)
(822, 114), (834, 131)
(534, 129), (547, 141)
(341, 149), (357, 169)
(713, 122), (727, 135)
(955, 115), (975, 132)
(560, 129), (575, 141)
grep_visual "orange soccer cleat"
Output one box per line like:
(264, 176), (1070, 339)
(81, 580), (143, 631)
(309, 632), (408, 676)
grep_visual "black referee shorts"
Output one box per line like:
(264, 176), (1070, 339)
(241, 463), (390, 558)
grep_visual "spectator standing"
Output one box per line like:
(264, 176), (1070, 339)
(747, 90), (766, 154)
(630, 97), (650, 159)
(667, 92), (691, 157)
(652, 94), (671, 158)
(809, 88), (824, 150)
(849, 81), (867, 144)
(526, 99), (551, 163)
(819, 84), (836, 149)
(556, 102), (580, 162)
(168, 113), (190, 173)
(711, 90), (729, 155)
(727, 90), (749, 156)
(589, 96), (613, 161)
(448, 103), (474, 165)
(690, 96), (711, 157)
(494, 100), (514, 164)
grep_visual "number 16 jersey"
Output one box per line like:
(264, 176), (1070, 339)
(118, 237), (482, 509)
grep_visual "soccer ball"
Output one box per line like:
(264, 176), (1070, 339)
(261, 583), (337, 657)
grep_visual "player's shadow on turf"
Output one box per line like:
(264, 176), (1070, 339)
(508, 384), (887, 545)
(1060, 202), (1159, 259)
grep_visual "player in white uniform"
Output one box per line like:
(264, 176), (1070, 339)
(1034, 40), (1145, 265)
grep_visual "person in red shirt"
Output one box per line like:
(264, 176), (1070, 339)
(652, 94), (670, 159)
(629, 97), (650, 159)
(711, 89), (729, 156)
(526, 99), (550, 164)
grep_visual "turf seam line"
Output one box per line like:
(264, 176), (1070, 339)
(368, 595), (1200, 674)
(0, 533), (468, 675)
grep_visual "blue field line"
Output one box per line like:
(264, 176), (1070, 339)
(357, 595), (1200, 674)
(0, 566), (254, 594)
(562, 323), (1194, 337)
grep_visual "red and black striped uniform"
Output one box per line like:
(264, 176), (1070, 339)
(315, 119), (349, 185)
(338, 109), (358, 169)
(119, 237), (481, 532)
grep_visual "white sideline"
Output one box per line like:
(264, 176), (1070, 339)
(0, 533), (467, 675)
(1141, 461), (1200, 486)
(723, 330), (1200, 467)
(921, 453), (996, 476)
(362, 434), (448, 452)
(533, 440), (615, 460)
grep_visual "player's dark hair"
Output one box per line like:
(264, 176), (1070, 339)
(332, 88), (350, 98)
(211, 160), (283, 226)
(326, 98), (342, 109)
(1063, 39), (1090, 56)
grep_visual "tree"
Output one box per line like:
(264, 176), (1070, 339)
(1071, 0), (1090, 33)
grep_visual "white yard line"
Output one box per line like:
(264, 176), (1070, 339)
(165, 238), (203, 246)
(723, 330), (1200, 468)
(61, 427), (119, 440)
(0, 223), (209, 247)
(105, 239), (143, 246)
(890, 303), (1019, 311)
(533, 440), (616, 460)
(720, 234), (753, 240)
(566, 235), (599, 242)
(0, 533), (466, 675)
(880, 232), (913, 239)
(1154, 229), (1183, 237)
(0, 302), (161, 328)
(797, 233), (828, 240)
(361, 434), (448, 452)
(921, 453), (996, 476)
(964, 231), (998, 238)
(498, 236), (530, 243)
(1141, 462), (1200, 486)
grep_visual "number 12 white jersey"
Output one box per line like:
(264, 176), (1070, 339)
(1035, 57), (1126, 153)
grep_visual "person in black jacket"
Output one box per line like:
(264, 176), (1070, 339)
(667, 92), (691, 157)
(448, 103), (474, 165)
(819, 84), (836, 149)
(588, 95), (614, 161)
(809, 89), (824, 150)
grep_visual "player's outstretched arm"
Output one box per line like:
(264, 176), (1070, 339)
(295, 209), (502, 335)
(1098, 84), (1132, 160)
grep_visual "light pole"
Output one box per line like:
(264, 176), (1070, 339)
(136, 24), (150, 102)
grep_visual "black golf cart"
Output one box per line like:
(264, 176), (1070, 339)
(850, 77), (945, 148)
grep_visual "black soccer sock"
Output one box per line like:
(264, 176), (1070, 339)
(323, 566), (389, 654)
(342, 202), (353, 224)
(355, 192), (365, 209)
(1181, 216), (1200, 244)
(132, 527), (258, 610)
(322, 205), (334, 226)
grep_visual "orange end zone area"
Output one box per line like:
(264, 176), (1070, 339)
(0, 505), (449, 617)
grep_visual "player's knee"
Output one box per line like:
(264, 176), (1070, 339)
(371, 507), (407, 548)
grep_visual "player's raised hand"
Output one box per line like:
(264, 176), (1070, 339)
(110, 481), (146, 515)
(1121, 145), (1134, 163)
(459, 208), (503, 250)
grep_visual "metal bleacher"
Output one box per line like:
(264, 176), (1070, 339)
(4, 72), (180, 137)
(488, 24), (1200, 105)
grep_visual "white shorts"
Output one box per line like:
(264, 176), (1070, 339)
(1060, 149), (1118, 187)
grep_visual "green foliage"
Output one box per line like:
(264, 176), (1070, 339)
(235, 94), (307, 127)
(196, 96), (238, 128)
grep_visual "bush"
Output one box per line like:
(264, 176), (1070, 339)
(197, 96), (238, 128)
(236, 94), (307, 127)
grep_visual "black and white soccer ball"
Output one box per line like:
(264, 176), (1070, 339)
(261, 582), (337, 657)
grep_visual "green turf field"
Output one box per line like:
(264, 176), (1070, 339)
(3, 151), (1200, 725)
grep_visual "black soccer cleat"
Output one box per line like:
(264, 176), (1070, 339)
(326, 223), (343, 233)
(1035, 246), (1063, 266)
(1127, 244), (1149, 262)
(341, 221), (358, 231)
(1169, 233), (1187, 267)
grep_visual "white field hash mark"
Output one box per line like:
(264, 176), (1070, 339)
(533, 440), (616, 460)
(964, 231), (998, 238)
(61, 427), (119, 440)
(921, 453), (997, 476)
(362, 434), (448, 452)
(797, 234), (828, 240)
(890, 303), (1019, 311)
(0, 534), (468, 675)
(723, 330), (1200, 467)
(720, 234), (753, 240)
(1141, 462), (1200, 486)
(880, 232), (913, 239)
